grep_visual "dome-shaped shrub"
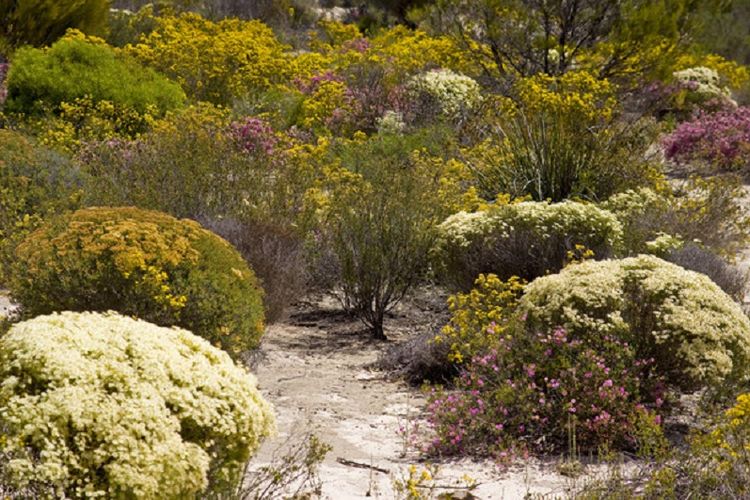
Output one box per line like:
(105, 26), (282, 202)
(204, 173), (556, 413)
(8, 207), (265, 356)
(434, 200), (623, 290)
(519, 255), (750, 391)
(0, 311), (275, 498)
(407, 68), (482, 121)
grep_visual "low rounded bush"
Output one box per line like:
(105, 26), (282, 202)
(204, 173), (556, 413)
(662, 107), (750, 172)
(9, 207), (265, 357)
(0, 311), (275, 498)
(406, 68), (482, 122)
(425, 275), (665, 457)
(426, 324), (665, 456)
(602, 178), (750, 258)
(433, 200), (623, 290)
(5, 33), (185, 115)
(519, 255), (750, 391)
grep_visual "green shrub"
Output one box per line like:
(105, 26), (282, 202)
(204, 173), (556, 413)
(0, 311), (275, 498)
(464, 71), (659, 202)
(0, 129), (83, 284)
(518, 255), (750, 392)
(5, 33), (185, 115)
(318, 130), (462, 339)
(433, 200), (623, 290)
(8, 207), (266, 357)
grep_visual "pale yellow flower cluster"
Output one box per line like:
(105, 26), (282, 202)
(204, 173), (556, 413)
(408, 68), (482, 119)
(0, 311), (276, 498)
(520, 255), (750, 390)
(436, 200), (623, 252)
(674, 66), (733, 103)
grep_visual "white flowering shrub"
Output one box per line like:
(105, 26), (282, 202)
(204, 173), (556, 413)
(673, 66), (734, 105)
(0, 311), (275, 498)
(376, 110), (406, 134)
(407, 69), (482, 120)
(433, 200), (623, 290)
(519, 255), (750, 391)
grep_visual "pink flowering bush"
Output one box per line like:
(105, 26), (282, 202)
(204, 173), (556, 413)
(426, 324), (665, 457)
(230, 117), (278, 156)
(662, 107), (750, 171)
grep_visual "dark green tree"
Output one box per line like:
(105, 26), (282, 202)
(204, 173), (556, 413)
(412, 0), (724, 84)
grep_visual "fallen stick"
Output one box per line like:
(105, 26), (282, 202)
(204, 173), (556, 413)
(336, 457), (390, 474)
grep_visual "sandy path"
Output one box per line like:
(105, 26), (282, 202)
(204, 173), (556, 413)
(250, 297), (588, 499)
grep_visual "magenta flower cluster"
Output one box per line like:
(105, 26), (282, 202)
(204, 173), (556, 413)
(662, 107), (750, 171)
(425, 326), (664, 458)
(230, 117), (277, 155)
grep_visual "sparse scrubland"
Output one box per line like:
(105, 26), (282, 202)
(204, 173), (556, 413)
(3, 0), (750, 498)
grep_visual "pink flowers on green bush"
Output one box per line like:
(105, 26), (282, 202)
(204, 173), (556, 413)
(425, 326), (665, 457)
(230, 117), (277, 155)
(662, 107), (750, 171)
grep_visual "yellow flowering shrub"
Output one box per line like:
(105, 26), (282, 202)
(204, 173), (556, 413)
(298, 79), (353, 134)
(434, 273), (524, 365)
(127, 13), (293, 104)
(8, 207), (265, 357)
(309, 20), (363, 52)
(472, 71), (658, 201)
(0, 311), (275, 498)
(711, 394), (750, 468)
(516, 70), (617, 120)
(34, 96), (157, 154)
(306, 22), (474, 82)
(674, 53), (750, 90)
(369, 26), (475, 75)
(519, 255), (750, 391)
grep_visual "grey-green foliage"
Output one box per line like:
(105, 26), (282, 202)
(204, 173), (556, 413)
(321, 129), (455, 339)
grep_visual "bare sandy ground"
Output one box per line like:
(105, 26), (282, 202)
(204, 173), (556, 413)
(250, 295), (610, 499)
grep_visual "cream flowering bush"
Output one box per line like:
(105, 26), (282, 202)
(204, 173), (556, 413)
(376, 110), (406, 134)
(433, 200), (623, 289)
(0, 311), (275, 498)
(407, 68), (482, 120)
(673, 66), (735, 108)
(519, 255), (750, 391)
